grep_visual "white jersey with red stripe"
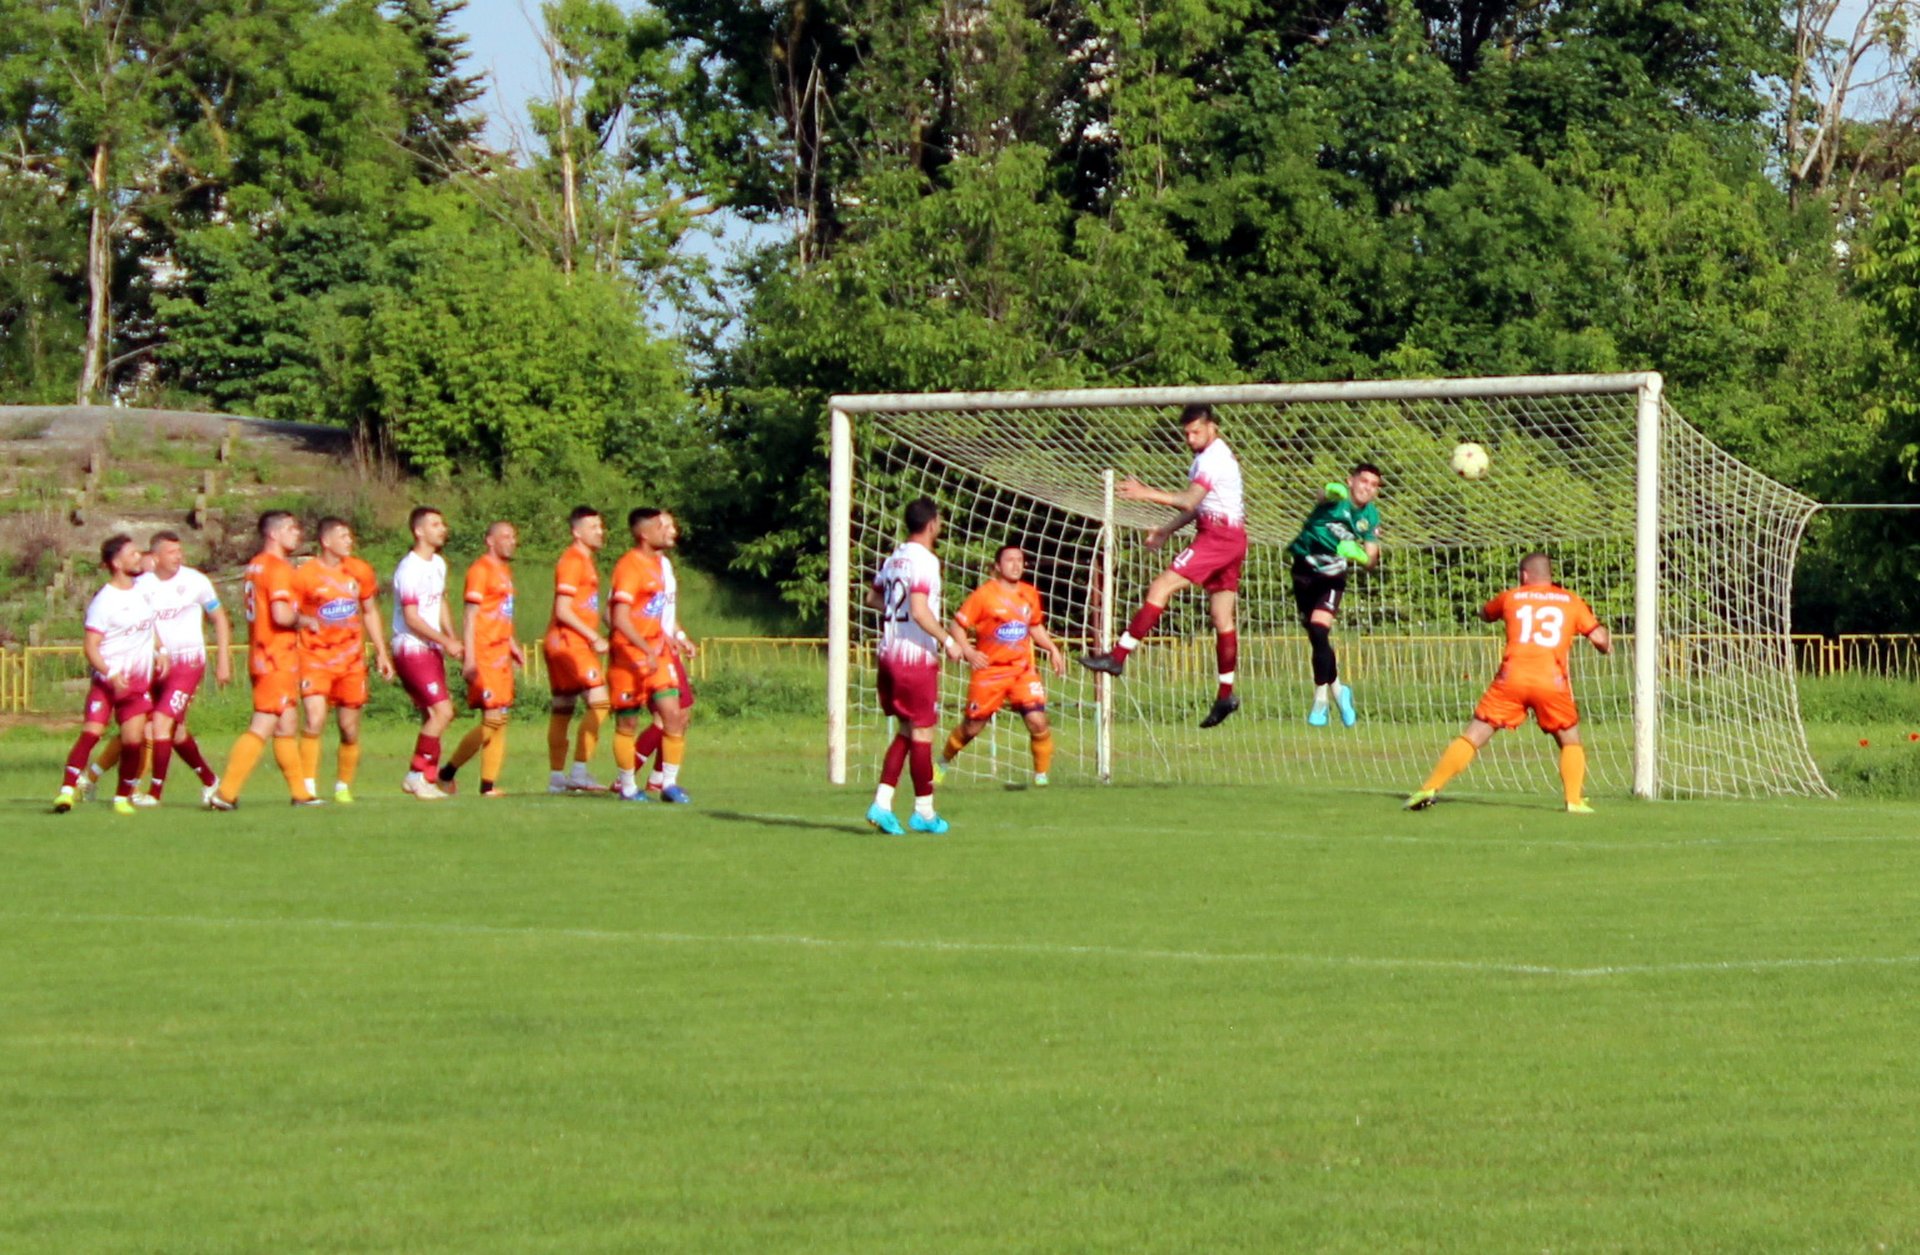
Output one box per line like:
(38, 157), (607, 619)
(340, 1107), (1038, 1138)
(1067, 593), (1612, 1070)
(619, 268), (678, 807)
(1189, 437), (1245, 531)
(875, 541), (942, 668)
(390, 551), (449, 655)
(85, 582), (157, 685)
(136, 567), (219, 663)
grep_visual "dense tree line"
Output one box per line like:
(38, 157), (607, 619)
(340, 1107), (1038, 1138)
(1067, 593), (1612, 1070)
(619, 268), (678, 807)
(5, 0), (1920, 629)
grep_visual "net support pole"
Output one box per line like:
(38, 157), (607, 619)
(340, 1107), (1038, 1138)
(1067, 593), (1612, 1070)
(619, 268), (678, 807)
(1097, 468), (1116, 784)
(827, 407), (853, 785)
(1632, 374), (1663, 800)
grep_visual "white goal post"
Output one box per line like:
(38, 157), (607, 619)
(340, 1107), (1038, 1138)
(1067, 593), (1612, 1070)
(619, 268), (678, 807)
(827, 374), (1831, 800)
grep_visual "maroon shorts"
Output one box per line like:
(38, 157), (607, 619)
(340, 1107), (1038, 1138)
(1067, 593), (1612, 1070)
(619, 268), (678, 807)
(877, 658), (940, 729)
(151, 657), (207, 723)
(395, 647), (452, 709)
(1170, 525), (1248, 593)
(85, 671), (154, 727)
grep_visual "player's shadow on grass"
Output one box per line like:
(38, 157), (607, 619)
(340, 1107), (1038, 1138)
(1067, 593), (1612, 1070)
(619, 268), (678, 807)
(1360, 789), (1560, 812)
(704, 809), (866, 835)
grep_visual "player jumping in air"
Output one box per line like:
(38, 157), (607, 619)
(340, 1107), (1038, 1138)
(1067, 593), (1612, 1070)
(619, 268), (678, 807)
(438, 521), (523, 799)
(1079, 403), (1246, 728)
(1405, 551), (1611, 814)
(938, 543), (1067, 787)
(54, 535), (157, 815)
(1287, 462), (1383, 727)
(866, 497), (987, 834)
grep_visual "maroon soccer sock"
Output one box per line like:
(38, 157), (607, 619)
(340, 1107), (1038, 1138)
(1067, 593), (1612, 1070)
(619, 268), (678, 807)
(175, 733), (217, 786)
(880, 735), (910, 788)
(1113, 603), (1165, 661)
(1216, 630), (1238, 701)
(116, 741), (141, 798)
(149, 741), (175, 801)
(410, 734), (441, 775)
(909, 740), (935, 799)
(62, 731), (102, 789)
(636, 724), (662, 766)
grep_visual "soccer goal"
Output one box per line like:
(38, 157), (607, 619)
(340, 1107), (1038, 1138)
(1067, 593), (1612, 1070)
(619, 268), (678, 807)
(826, 374), (1831, 800)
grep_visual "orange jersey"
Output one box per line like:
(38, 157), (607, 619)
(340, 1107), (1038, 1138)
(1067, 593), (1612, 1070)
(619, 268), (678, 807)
(608, 549), (668, 664)
(955, 579), (1045, 668)
(342, 555), (379, 606)
(243, 551), (299, 676)
(547, 544), (600, 646)
(464, 553), (517, 663)
(292, 559), (369, 670)
(1483, 583), (1600, 685)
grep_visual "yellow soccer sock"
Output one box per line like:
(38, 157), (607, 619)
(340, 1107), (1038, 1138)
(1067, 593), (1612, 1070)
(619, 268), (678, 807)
(942, 728), (969, 763)
(1031, 729), (1054, 775)
(660, 732), (685, 788)
(1422, 737), (1478, 793)
(574, 702), (609, 766)
(93, 736), (124, 779)
(450, 724), (487, 770)
(299, 733), (323, 785)
(274, 736), (312, 801)
(336, 740), (361, 786)
(613, 727), (638, 773)
(547, 712), (572, 772)
(1560, 743), (1587, 805)
(481, 723), (507, 784)
(217, 731), (265, 804)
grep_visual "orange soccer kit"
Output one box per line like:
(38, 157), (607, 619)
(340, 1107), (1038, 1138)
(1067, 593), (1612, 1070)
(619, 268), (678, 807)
(293, 559), (371, 709)
(1472, 583), (1600, 734)
(245, 552), (302, 715)
(544, 543), (603, 695)
(608, 550), (677, 710)
(465, 552), (517, 710)
(956, 580), (1048, 720)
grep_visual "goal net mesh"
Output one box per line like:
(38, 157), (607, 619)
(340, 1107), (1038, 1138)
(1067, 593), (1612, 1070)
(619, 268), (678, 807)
(843, 383), (1829, 799)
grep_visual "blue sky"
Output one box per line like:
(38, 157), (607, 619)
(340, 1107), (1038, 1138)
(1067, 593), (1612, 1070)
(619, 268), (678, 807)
(449, 0), (546, 151)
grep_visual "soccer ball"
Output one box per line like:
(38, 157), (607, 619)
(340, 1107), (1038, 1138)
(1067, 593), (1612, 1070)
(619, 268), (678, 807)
(1450, 442), (1490, 480)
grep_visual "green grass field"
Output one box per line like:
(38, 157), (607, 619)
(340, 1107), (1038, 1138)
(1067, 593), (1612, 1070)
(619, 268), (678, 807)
(7, 715), (1920, 1251)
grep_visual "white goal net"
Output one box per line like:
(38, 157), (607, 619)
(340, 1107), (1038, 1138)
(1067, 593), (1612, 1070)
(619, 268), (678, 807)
(826, 375), (1831, 800)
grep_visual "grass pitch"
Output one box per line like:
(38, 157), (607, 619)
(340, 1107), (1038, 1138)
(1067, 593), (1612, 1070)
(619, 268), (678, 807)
(5, 718), (1920, 1251)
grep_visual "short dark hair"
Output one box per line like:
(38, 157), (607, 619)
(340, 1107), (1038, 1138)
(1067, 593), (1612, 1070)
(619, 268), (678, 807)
(486, 519), (515, 539)
(628, 506), (662, 530)
(569, 505), (600, 527)
(100, 534), (135, 568)
(148, 529), (181, 547)
(1351, 461), (1383, 481)
(257, 510), (293, 538)
(408, 506), (442, 535)
(1520, 551), (1552, 579)
(904, 497), (940, 535)
(996, 541), (1024, 560)
(1180, 403), (1216, 426)
(316, 516), (349, 540)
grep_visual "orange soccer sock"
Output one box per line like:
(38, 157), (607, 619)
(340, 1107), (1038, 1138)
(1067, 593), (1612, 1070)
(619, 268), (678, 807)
(659, 732), (685, 788)
(547, 712), (572, 772)
(1422, 737), (1478, 793)
(942, 728), (970, 763)
(299, 733), (323, 786)
(481, 723), (507, 784)
(217, 731), (266, 804)
(1031, 729), (1054, 776)
(449, 724), (487, 770)
(91, 736), (124, 780)
(336, 740), (361, 786)
(274, 736), (312, 801)
(140, 741), (153, 784)
(573, 702), (609, 767)
(613, 727), (638, 773)
(1559, 743), (1587, 805)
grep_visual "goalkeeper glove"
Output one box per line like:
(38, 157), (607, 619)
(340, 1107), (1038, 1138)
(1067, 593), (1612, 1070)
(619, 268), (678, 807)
(1324, 481), (1349, 502)
(1336, 539), (1372, 567)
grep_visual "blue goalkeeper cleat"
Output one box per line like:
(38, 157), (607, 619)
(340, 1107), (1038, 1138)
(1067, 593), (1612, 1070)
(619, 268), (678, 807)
(866, 803), (905, 835)
(659, 785), (692, 805)
(908, 812), (951, 835)
(1335, 682), (1358, 727)
(1307, 700), (1330, 727)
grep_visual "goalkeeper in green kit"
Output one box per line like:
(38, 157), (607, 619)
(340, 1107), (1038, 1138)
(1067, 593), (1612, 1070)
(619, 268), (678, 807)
(1287, 463), (1383, 726)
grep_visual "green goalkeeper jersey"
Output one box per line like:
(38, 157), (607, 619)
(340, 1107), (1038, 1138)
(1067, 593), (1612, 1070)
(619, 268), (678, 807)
(1288, 496), (1381, 575)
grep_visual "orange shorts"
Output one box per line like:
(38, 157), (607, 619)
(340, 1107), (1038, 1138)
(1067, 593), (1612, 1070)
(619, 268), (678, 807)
(1474, 673), (1579, 734)
(468, 658), (515, 710)
(251, 665), (300, 716)
(609, 651), (677, 711)
(544, 641), (604, 695)
(299, 664), (369, 708)
(966, 662), (1047, 720)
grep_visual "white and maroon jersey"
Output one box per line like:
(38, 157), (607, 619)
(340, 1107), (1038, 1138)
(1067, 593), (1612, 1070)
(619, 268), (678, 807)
(390, 551), (449, 654)
(136, 566), (220, 663)
(659, 554), (682, 642)
(1189, 437), (1246, 532)
(84, 582), (156, 683)
(875, 541), (943, 668)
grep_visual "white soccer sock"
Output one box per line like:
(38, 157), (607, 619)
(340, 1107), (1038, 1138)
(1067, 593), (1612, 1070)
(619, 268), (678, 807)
(550, 769), (568, 787)
(1312, 683), (1330, 706)
(648, 771), (665, 790)
(874, 783), (896, 810)
(661, 763), (681, 788)
(304, 777), (317, 796)
(569, 761), (593, 781)
(1118, 632), (1140, 651)
(403, 771), (423, 788)
(86, 762), (105, 783)
(1219, 670), (1236, 686)
(914, 794), (936, 819)
(615, 769), (635, 792)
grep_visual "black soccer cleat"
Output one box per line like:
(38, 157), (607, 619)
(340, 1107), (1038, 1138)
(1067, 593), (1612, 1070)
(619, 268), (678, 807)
(1199, 694), (1240, 728)
(1078, 651), (1125, 676)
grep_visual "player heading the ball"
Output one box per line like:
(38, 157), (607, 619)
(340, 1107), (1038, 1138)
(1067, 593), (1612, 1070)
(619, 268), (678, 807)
(1287, 462), (1383, 727)
(1079, 403), (1247, 729)
(1405, 551), (1612, 815)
